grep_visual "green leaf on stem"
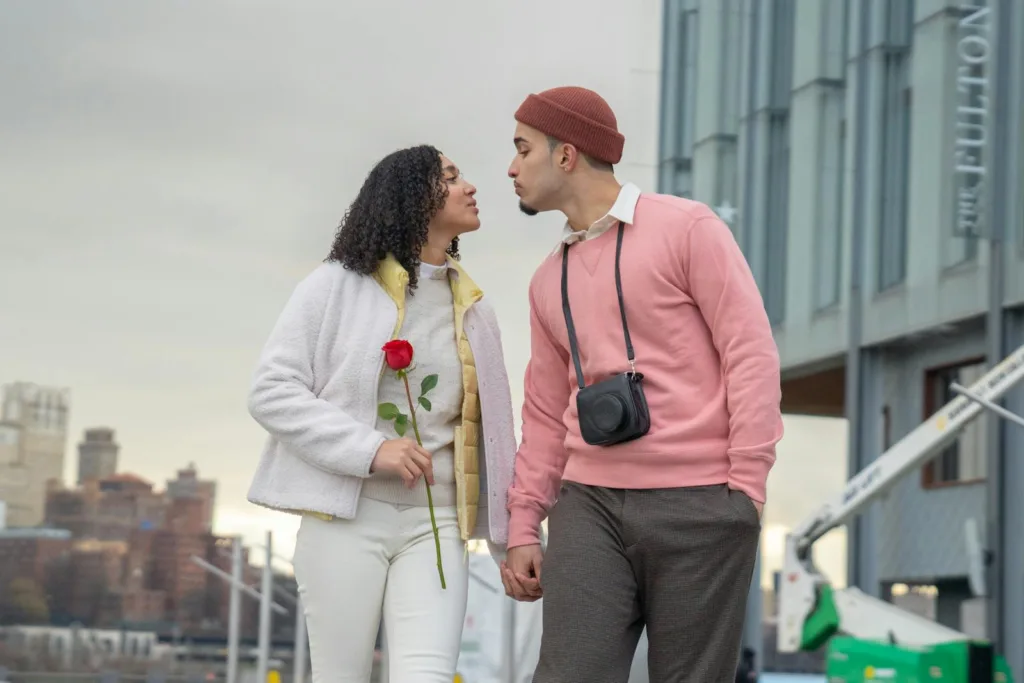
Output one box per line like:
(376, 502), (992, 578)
(418, 396), (432, 412)
(377, 403), (400, 420)
(420, 374), (438, 396)
(394, 414), (408, 436)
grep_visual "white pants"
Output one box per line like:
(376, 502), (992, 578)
(293, 497), (469, 682)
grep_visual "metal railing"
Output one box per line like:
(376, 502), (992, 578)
(188, 531), (306, 683)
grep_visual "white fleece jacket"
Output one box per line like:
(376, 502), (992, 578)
(244, 261), (518, 546)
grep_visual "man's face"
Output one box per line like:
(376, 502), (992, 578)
(507, 122), (565, 216)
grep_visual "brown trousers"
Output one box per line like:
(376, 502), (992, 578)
(532, 482), (761, 683)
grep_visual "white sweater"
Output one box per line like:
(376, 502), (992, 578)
(360, 262), (462, 507)
(244, 260), (518, 545)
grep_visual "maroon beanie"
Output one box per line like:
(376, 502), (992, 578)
(514, 86), (625, 165)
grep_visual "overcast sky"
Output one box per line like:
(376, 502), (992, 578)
(0, 0), (847, 586)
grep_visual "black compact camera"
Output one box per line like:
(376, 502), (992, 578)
(561, 221), (651, 446)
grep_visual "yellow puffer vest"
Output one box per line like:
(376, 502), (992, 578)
(308, 254), (484, 541)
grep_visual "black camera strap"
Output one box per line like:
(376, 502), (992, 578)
(561, 221), (636, 391)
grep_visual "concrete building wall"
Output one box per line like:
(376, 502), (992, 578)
(658, 0), (1024, 675)
(661, 0), (1024, 370)
(871, 327), (988, 581)
(1002, 310), (1024, 673)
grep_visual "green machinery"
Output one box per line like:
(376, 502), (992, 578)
(776, 343), (1024, 682)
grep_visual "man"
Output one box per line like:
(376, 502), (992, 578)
(500, 85), (783, 683)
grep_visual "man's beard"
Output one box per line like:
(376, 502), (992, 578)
(518, 201), (539, 216)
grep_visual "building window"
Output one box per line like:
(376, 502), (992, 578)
(820, 0), (847, 81)
(1015, 6), (1024, 256)
(814, 106), (845, 310)
(813, 0), (848, 311)
(658, 0), (699, 198)
(1020, 35), (1024, 257)
(922, 359), (988, 487)
(712, 0), (743, 219)
(876, 0), (914, 292)
(717, 0), (743, 126)
(1020, 89), (1024, 254)
(763, 0), (795, 326)
(882, 405), (892, 450)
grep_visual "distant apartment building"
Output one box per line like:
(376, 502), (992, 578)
(0, 523), (261, 634)
(24, 529), (239, 629)
(0, 528), (73, 589)
(0, 383), (70, 527)
(41, 463), (238, 630)
(47, 539), (130, 626)
(0, 528), (73, 624)
(45, 463), (217, 542)
(120, 527), (259, 630)
(45, 473), (168, 542)
(76, 427), (119, 484)
(166, 463), (216, 534)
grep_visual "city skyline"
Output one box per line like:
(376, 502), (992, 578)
(0, 378), (849, 589)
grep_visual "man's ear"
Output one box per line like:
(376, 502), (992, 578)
(556, 143), (581, 172)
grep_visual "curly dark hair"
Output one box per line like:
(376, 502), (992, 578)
(326, 144), (459, 291)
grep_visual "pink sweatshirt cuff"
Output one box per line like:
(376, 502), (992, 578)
(507, 506), (545, 548)
(727, 452), (774, 504)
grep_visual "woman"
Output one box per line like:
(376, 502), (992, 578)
(245, 144), (518, 682)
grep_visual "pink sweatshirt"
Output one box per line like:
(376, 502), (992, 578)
(506, 192), (784, 548)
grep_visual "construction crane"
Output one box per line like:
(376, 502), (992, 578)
(777, 343), (1024, 682)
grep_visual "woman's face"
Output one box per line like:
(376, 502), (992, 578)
(431, 154), (480, 236)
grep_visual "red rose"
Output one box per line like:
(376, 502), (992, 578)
(382, 339), (414, 371)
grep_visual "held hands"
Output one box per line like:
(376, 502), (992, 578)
(498, 500), (761, 604)
(498, 502), (761, 604)
(370, 438), (434, 489)
(501, 544), (544, 602)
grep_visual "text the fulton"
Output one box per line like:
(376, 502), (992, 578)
(953, 2), (990, 238)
